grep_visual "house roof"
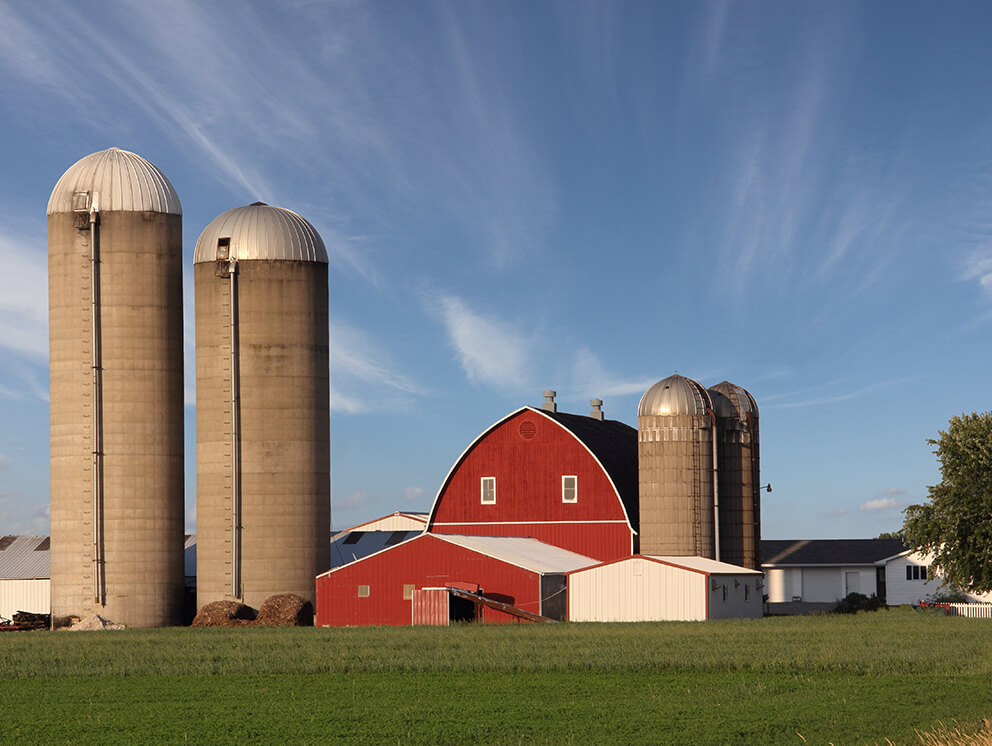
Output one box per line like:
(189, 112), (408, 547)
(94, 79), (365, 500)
(436, 534), (600, 574)
(761, 539), (907, 567)
(0, 536), (50, 579)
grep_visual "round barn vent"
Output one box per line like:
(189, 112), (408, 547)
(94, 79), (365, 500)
(518, 420), (537, 440)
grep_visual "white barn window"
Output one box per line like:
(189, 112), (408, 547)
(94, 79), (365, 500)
(562, 475), (577, 503)
(481, 476), (496, 504)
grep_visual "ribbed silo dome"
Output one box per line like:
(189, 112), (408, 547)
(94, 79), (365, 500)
(193, 202), (327, 264)
(708, 381), (758, 421)
(47, 147), (182, 215)
(638, 374), (712, 417)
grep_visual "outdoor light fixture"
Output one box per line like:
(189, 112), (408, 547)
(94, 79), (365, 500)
(760, 484), (772, 493)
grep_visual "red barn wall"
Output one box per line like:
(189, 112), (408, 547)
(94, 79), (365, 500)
(316, 534), (548, 626)
(429, 410), (633, 561)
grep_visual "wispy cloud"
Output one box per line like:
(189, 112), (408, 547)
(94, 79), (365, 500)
(766, 377), (910, 410)
(860, 497), (903, 512)
(332, 490), (371, 510)
(433, 294), (530, 390)
(962, 246), (992, 297)
(569, 347), (658, 400)
(0, 454), (10, 470)
(330, 321), (425, 413)
(0, 233), (47, 361)
(403, 487), (424, 502)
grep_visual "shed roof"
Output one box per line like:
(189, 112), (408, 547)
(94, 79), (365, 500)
(761, 539), (906, 567)
(0, 536), (50, 579)
(436, 534), (599, 574)
(647, 555), (764, 575)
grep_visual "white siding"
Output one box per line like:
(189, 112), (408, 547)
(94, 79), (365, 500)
(569, 558), (706, 621)
(568, 558), (762, 622)
(765, 567), (802, 602)
(348, 514), (427, 532)
(0, 579), (50, 619)
(882, 552), (992, 606)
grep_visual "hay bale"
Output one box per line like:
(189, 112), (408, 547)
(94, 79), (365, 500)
(254, 594), (313, 627)
(192, 600), (257, 628)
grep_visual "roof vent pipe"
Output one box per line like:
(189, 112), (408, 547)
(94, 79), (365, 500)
(590, 399), (604, 420)
(542, 390), (557, 413)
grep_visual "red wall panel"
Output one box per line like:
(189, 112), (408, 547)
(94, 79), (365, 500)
(430, 410), (633, 561)
(316, 534), (548, 626)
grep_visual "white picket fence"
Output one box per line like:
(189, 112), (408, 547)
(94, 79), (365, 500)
(942, 602), (992, 618)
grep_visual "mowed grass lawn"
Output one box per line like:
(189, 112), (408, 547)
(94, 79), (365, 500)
(1, 610), (991, 744)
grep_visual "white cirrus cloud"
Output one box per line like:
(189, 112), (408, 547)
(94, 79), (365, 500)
(434, 294), (530, 391)
(330, 321), (425, 413)
(403, 487), (424, 502)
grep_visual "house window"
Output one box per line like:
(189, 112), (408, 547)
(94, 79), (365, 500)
(358, 585), (370, 598)
(906, 565), (930, 581)
(562, 475), (577, 503)
(481, 476), (496, 504)
(403, 584), (415, 600)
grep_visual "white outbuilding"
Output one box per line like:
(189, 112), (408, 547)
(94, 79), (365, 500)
(567, 555), (763, 622)
(0, 536), (51, 621)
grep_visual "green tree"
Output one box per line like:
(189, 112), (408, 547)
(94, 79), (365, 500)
(875, 531), (903, 541)
(902, 412), (992, 594)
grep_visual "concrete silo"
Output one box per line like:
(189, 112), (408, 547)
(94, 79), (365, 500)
(708, 381), (761, 569)
(637, 374), (716, 558)
(48, 147), (185, 627)
(194, 203), (330, 610)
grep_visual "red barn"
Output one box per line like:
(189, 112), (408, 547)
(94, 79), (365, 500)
(315, 533), (598, 626)
(427, 406), (638, 562)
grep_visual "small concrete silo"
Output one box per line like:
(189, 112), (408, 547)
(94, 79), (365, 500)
(708, 381), (761, 569)
(48, 147), (185, 627)
(637, 374), (716, 558)
(194, 202), (330, 610)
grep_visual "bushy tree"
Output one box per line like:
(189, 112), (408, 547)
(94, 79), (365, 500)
(902, 412), (992, 594)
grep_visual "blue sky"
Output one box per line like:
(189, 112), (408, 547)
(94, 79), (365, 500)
(1, 1), (990, 540)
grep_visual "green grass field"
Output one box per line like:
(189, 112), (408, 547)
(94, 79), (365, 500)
(1, 609), (990, 744)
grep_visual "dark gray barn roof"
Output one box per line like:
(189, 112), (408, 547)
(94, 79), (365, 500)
(761, 539), (907, 567)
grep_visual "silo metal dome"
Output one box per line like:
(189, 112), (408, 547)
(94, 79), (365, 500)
(47, 147), (181, 215)
(638, 374), (712, 417)
(193, 202), (327, 263)
(708, 380), (757, 421)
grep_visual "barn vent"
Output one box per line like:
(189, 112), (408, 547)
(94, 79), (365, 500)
(518, 420), (537, 440)
(542, 390), (557, 413)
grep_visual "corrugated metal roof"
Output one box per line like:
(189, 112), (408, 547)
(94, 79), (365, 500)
(48, 147), (182, 215)
(193, 202), (327, 264)
(330, 530), (420, 567)
(184, 534), (197, 578)
(761, 539), (907, 567)
(0, 536), (50, 579)
(638, 374), (712, 417)
(437, 534), (599, 574)
(646, 555), (763, 575)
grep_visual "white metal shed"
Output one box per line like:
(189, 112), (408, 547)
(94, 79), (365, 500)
(567, 555), (763, 622)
